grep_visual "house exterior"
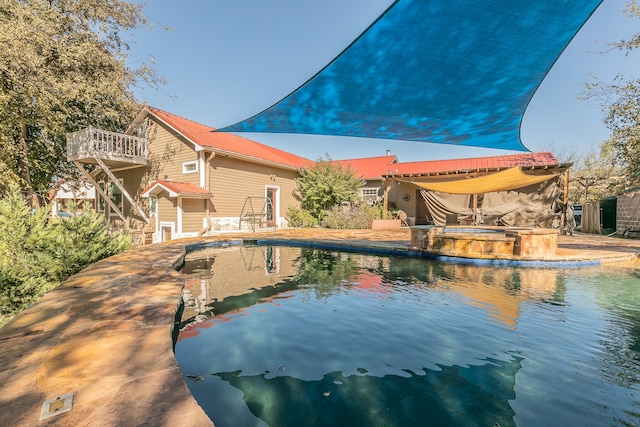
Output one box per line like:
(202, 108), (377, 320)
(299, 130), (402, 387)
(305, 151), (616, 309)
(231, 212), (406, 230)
(67, 106), (311, 244)
(48, 180), (96, 217)
(66, 106), (572, 243)
(338, 152), (570, 228)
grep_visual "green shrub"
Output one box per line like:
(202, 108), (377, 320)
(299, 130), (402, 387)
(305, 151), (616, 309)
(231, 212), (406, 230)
(0, 186), (57, 322)
(45, 201), (132, 282)
(0, 185), (131, 326)
(321, 203), (378, 229)
(295, 156), (364, 223)
(369, 203), (397, 220)
(285, 206), (318, 228)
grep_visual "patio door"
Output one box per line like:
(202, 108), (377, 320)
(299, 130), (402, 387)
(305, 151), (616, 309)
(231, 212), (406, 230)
(266, 187), (278, 227)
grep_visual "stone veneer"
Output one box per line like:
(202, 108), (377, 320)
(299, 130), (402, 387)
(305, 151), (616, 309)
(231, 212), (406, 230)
(617, 191), (640, 236)
(506, 229), (558, 258)
(411, 226), (558, 260)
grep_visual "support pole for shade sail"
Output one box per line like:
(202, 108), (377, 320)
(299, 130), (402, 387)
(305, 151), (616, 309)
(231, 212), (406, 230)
(563, 169), (569, 235)
(473, 194), (478, 224)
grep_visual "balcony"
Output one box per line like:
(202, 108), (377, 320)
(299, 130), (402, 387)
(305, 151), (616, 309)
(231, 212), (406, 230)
(67, 127), (148, 168)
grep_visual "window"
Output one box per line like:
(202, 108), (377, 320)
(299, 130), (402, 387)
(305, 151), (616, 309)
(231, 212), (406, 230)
(149, 196), (157, 218)
(182, 161), (198, 174)
(109, 179), (124, 215)
(362, 187), (379, 203)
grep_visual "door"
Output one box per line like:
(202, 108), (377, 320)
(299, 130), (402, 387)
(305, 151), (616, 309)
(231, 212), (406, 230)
(161, 225), (172, 242)
(266, 187), (278, 227)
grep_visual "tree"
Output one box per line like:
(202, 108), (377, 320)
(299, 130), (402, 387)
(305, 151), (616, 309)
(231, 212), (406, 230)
(0, 0), (158, 199)
(570, 140), (629, 204)
(0, 185), (57, 322)
(0, 185), (131, 325)
(582, 1), (640, 186)
(295, 156), (364, 222)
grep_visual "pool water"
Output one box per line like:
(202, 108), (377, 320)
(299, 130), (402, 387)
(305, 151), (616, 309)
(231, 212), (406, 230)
(176, 245), (640, 427)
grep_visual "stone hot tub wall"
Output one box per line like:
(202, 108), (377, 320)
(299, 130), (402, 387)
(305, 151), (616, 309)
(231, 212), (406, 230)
(410, 226), (558, 260)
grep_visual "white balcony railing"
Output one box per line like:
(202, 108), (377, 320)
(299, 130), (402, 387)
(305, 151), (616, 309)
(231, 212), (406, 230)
(67, 127), (148, 164)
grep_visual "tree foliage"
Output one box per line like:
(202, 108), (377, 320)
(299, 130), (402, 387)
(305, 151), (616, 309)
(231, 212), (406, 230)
(0, 184), (131, 326)
(570, 140), (629, 203)
(0, 0), (157, 198)
(582, 1), (640, 185)
(294, 156), (364, 222)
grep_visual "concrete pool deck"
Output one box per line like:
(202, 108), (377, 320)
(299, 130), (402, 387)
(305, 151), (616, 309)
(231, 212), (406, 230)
(1, 229), (639, 426)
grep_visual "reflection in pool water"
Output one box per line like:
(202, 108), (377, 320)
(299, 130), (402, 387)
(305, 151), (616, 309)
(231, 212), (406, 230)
(176, 245), (640, 427)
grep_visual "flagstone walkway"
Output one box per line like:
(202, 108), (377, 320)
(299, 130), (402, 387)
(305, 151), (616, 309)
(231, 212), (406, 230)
(1, 229), (639, 426)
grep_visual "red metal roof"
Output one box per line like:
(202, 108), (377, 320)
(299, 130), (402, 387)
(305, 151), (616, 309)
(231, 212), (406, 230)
(335, 155), (398, 179)
(141, 180), (212, 198)
(145, 106), (312, 169)
(136, 107), (560, 178)
(335, 152), (559, 179)
(387, 152), (560, 176)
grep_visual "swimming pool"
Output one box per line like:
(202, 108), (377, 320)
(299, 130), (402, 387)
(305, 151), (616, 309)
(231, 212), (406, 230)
(176, 244), (640, 427)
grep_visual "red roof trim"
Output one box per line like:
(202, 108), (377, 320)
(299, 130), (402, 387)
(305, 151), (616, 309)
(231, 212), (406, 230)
(144, 106), (311, 170)
(141, 180), (212, 198)
(386, 152), (560, 176)
(335, 155), (398, 179)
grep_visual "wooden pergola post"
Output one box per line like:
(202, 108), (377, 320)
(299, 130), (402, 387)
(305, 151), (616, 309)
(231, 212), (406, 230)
(382, 178), (392, 219)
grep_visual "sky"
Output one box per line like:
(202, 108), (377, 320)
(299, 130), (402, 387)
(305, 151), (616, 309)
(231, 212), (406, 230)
(128, 0), (640, 162)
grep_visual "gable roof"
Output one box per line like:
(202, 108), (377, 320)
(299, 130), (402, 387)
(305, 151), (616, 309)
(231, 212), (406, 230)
(386, 152), (562, 177)
(141, 180), (213, 198)
(132, 106), (312, 170)
(335, 155), (398, 180)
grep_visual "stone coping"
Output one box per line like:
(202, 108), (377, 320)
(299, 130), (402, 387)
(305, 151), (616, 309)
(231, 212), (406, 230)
(411, 225), (560, 235)
(1, 229), (639, 426)
(505, 228), (560, 236)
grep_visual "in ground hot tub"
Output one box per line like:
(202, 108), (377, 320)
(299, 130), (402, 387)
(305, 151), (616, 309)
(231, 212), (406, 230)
(410, 226), (558, 260)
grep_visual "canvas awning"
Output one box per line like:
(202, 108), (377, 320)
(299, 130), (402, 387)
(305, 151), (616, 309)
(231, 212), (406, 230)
(220, 0), (603, 151)
(401, 167), (559, 194)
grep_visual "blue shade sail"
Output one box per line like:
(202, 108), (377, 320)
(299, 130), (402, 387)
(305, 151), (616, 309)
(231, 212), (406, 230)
(220, 0), (603, 152)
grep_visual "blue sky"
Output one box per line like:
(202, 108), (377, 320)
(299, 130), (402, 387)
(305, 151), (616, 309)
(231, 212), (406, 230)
(129, 0), (640, 162)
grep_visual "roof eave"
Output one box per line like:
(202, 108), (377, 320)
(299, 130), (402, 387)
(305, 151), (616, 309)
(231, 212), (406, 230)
(141, 184), (178, 198)
(208, 147), (307, 171)
(383, 163), (570, 179)
(145, 108), (204, 152)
